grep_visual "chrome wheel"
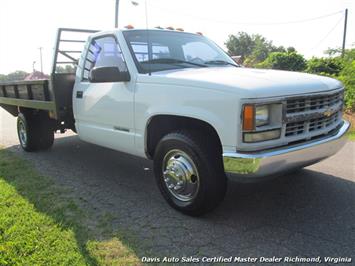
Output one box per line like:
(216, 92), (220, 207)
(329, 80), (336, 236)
(162, 149), (200, 202)
(18, 120), (27, 147)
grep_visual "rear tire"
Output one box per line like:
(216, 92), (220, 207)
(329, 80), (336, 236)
(153, 131), (227, 216)
(17, 112), (54, 152)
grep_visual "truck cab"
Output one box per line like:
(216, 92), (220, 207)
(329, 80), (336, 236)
(0, 28), (350, 215)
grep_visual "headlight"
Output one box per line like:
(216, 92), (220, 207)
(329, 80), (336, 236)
(242, 104), (270, 130)
(242, 103), (283, 143)
(255, 105), (270, 127)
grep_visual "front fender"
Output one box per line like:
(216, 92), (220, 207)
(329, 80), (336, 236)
(134, 82), (240, 156)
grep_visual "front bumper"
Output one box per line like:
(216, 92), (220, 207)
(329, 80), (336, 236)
(223, 120), (350, 181)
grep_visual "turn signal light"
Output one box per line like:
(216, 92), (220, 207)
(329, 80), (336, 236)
(243, 105), (255, 131)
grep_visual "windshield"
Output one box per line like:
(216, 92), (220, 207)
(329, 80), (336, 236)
(123, 30), (238, 73)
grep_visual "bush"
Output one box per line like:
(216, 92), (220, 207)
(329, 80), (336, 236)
(338, 60), (355, 111)
(306, 57), (343, 76)
(341, 49), (355, 111)
(225, 32), (290, 66)
(304, 49), (354, 112)
(256, 52), (307, 71)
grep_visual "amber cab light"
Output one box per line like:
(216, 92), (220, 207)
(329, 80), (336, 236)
(243, 105), (255, 131)
(124, 25), (134, 29)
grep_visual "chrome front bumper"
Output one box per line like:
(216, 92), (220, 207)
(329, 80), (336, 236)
(223, 120), (350, 181)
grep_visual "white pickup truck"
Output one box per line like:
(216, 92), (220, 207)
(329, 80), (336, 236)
(0, 28), (350, 215)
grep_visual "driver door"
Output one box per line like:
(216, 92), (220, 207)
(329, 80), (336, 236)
(73, 35), (135, 154)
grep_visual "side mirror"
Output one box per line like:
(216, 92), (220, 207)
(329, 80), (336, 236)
(89, 66), (130, 83)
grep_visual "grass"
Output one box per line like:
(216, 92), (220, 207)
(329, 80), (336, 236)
(0, 149), (141, 265)
(87, 239), (140, 266)
(344, 113), (355, 141)
(347, 129), (355, 141)
(223, 157), (260, 174)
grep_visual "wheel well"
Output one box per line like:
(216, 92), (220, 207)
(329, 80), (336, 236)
(18, 108), (57, 131)
(0, 104), (18, 117)
(146, 115), (222, 158)
(18, 107), (36, 116)
(18, 107), (46, 119)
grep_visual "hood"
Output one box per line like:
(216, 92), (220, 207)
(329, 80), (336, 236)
(146, 67), (343, 98)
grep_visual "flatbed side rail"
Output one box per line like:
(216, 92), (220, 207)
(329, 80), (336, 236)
(0, 80), (56, 113)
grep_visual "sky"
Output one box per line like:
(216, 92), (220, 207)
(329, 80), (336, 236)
(0, 0), (354, 74)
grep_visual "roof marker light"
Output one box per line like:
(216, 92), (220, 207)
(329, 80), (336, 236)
(124, 25), (134, 29)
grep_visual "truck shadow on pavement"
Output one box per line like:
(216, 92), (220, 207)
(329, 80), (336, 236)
(6, 134), (355, 261)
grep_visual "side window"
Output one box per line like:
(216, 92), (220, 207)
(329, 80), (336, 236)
(82, 36), (127, 81)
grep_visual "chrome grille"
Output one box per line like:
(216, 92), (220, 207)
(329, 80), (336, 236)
(285, 121), (305, 137)
(286, 90), (343, 114)
(284, 89), (344, 141)
(309, 112), (339, 132)
(286, 111), (341, 137)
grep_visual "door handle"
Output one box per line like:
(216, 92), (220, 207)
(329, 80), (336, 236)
(76, 91), (83, 99)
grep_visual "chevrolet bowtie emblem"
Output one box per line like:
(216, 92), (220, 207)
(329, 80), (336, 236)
(323, 109), (333, 117)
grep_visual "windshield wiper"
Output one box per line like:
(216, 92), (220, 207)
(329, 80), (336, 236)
(204, 60), (239, 68)
(142, 58), (207, 68)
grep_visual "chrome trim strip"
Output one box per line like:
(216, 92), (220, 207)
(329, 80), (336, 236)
(241, 87), (344, 101)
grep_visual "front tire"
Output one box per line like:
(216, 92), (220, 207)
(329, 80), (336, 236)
(17, 112), (54, 152)
(154, 131), (227, 216)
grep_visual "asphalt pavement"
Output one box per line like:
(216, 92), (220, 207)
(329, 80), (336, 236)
(0, 108), (354, 264)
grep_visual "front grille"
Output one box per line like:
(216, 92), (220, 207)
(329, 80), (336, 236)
(286, 90), (343, 114)
(284, 89), (344, 141)
(309, 112), (339, 132)
(286, 111), (341, 137)
(285, 121), (305, 137)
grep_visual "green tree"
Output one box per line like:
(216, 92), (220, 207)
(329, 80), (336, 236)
(225, 32), (254, 61)
(287, 47), (296, 53)
(244, 35), (276, 66)
(55, 65), (75, 73)
(4, 71), (28, 81)
(225, 32), (293, 67)
(257, 52), (307, 71)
